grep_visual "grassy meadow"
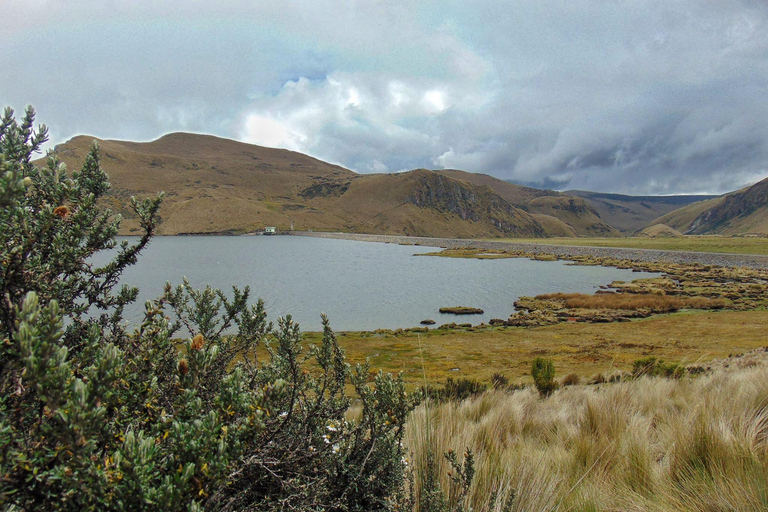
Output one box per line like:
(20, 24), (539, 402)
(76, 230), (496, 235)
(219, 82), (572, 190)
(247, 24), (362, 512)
(405, 351), (768, 511)
(488, 235), (768, 255)
(309, 310), (768, 387)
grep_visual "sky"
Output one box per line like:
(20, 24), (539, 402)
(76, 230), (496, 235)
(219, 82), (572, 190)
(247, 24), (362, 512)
(2, 1), (768, 195)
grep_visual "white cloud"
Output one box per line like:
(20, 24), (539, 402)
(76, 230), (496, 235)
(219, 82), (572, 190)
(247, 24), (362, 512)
(3, 0), (768, 194)
(422, 90), (447, 114)
(240, 114), (305, 150)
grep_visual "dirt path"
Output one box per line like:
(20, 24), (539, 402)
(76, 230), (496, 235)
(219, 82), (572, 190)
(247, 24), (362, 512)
(291, 231), (768, 269)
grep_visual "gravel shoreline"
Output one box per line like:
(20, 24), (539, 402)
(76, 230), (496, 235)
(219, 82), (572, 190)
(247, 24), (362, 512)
(290, 231), (768, 270)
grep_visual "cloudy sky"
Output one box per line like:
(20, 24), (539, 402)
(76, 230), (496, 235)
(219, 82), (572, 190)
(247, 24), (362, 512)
(3, 1), (768, 194)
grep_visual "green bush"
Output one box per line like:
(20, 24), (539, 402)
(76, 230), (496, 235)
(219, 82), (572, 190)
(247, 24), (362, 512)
(0, 107), (416, 511)
(632, 356), (686, 379)
(490, 372), (509, 389)
(422, 377), (487, 403)
(531, 357), (558, 397)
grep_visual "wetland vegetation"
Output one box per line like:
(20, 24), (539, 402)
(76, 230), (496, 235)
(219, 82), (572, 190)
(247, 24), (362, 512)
(488, 235), (768, 255)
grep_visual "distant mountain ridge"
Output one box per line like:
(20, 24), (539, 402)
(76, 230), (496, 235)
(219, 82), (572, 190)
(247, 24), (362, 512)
(566, 190), (717, 234)
(440, 170), (618, 237)
(652, 177), (768, 235)
(44, 133), (615, 237)
(47, 132), (766, 237)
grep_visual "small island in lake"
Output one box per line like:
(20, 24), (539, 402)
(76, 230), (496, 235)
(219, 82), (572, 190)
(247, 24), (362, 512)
(439, 306), (484, 315)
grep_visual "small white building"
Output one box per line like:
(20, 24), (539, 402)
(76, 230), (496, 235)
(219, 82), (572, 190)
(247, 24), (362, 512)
(264, 226), (277, 235)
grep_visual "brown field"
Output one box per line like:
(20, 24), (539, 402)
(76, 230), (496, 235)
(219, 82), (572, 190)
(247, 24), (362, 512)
(534, 292), (726, 312)
(307, 310), (768, 387)
(488, 235), (768, 255)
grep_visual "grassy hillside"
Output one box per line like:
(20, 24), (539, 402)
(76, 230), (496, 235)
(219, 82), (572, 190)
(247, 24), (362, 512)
(653, 197), (726, 234)
(326, 170), (545, 237)
(52, 132), (767, 238)
(52, 133), (356, 235)
(47, 134), (557, 238)
(439, 170), (618, 236)
(652, 177), (768, 235)
(567, 190), (717, 233)
(527, 195), (617, 236)
(439, 169), (556, 205)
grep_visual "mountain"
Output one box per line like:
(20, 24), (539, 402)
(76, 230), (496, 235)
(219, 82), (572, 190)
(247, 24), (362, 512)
(652, 177), (768, 235)
(320, 170), (545, 238)
(566, 190), (717, 234)
(439, 170), (619, 236)
(46, 133), (550, 237)
(639, 224), (683, 238)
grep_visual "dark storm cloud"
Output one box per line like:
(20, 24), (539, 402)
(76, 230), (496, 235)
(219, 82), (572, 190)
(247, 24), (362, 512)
(2, 0), (767, 194)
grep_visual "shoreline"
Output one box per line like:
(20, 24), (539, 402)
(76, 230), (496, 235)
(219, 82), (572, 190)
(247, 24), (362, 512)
(289, 231), (768, 269)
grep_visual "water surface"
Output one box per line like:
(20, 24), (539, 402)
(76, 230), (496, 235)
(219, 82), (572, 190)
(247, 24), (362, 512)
(99, 236), (659, 332)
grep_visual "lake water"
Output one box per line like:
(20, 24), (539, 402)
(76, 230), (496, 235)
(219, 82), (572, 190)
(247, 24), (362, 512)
(98, 235), (660, 332)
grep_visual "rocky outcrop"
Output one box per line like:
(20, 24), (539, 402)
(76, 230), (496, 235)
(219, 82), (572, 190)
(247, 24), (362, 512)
(299, 180), (350, 199)
(407, 172), (546, 237)
(686, 177), (768, 234)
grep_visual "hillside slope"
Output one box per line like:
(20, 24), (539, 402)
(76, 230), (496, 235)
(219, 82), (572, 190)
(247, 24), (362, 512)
(567, 190), (717, 233)
(653, 177), (768, 235)
(438, 170), (618, 236)
(46, 134), (546, 237)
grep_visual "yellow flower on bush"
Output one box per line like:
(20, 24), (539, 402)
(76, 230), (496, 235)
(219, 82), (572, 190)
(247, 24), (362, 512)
(53, 205), (69, 218)
(191, 334), (204, 351)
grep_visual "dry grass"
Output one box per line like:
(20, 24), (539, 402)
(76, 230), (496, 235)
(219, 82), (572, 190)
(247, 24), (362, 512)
(406, 351), (768, 511)
(319, 310), (768, 386)
(490, 235), (768, 255)
(534, 292), (726, 312)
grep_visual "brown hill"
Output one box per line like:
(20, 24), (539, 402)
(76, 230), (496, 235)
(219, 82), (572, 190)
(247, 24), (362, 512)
(652, 177), (768, 235)
(437, 169), (555, 205)
(51, 133), (355, 235)
(527, 196), (617, 236)
(46, 133), (546, 237)
(321, 170), (545, 237)
(567, 190), (717, 234)
(437, 170), (618, 236)
(639, 224), (683, 238)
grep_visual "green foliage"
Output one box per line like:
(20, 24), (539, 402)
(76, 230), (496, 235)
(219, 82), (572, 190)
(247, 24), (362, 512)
(422, 378), (487, 403)
(0, 107), (163, 345)
(0, 107), (416, 511)
(417, 448), (475, 512)
(415, 446), (513, 512)
(531, 357), (558, 397)
(490, 372), (509, 389)
(632, 357), (686, 379)
(489, 373), (524, 393)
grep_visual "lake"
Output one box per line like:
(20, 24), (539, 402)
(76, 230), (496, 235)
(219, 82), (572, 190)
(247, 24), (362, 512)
(98, 235), (660, 332)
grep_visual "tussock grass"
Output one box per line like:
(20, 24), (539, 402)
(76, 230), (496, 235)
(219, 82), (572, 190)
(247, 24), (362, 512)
(535, 292), (726, 312)
(406, 354), (768, 511)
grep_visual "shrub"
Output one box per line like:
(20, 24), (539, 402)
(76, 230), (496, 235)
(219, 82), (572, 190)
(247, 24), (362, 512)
(0, 107), (415, 511)
(632, 356), (686, 379)
(588, 373), (606, 385)
(531, 357), (558, 397)
(490, 372), (509, 389)
(561, 372), (581, 386)
(423, 378), (488, 403)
